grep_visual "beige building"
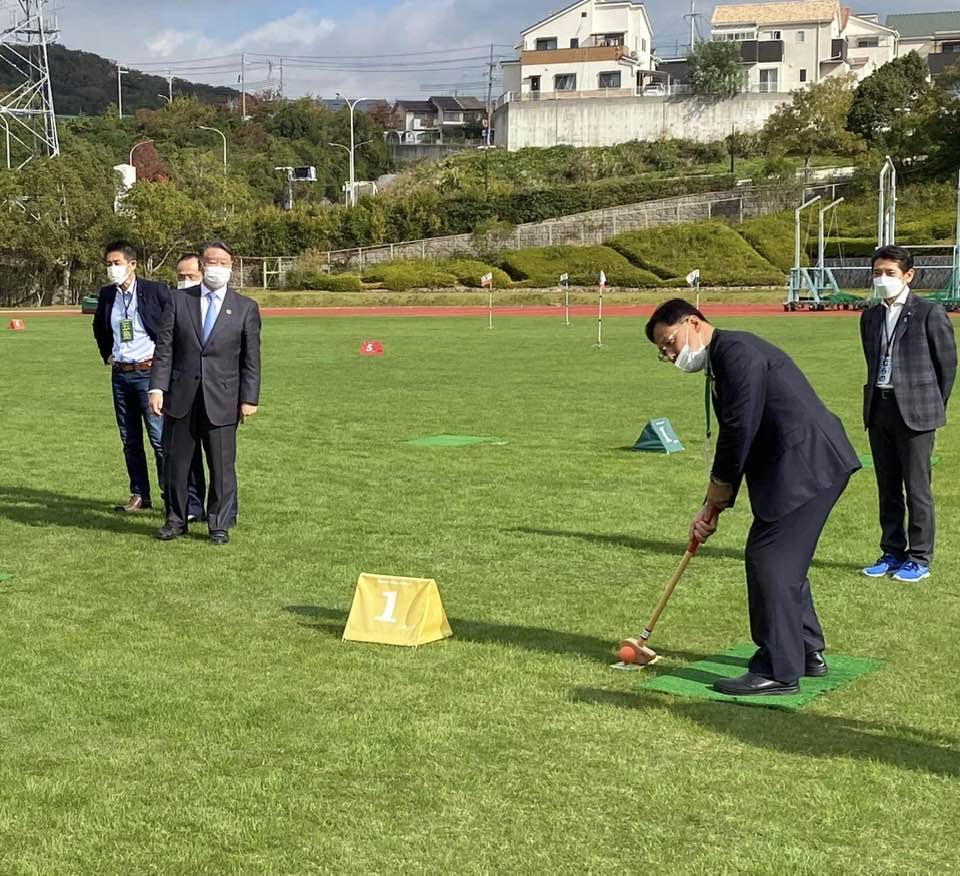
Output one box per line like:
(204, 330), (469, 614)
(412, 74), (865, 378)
(710, 1), (898, 92)
(886, 11), (960, 75)
(500, 0), (657, 101)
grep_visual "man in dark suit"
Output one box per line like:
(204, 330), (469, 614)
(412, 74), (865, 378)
(148, 241), (261, 545)
(92, 241), (171, 512)
(646, 299), (860, 695)
(860, 245), (957, 583)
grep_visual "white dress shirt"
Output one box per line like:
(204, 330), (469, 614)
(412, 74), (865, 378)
(877, 285), (910, 388)
(111, 277), (156, 363)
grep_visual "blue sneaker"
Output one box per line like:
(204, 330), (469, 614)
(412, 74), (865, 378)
(892, 561), (930, 582)
(862, 554), (904, 577)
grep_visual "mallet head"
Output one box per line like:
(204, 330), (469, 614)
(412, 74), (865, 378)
(617, 637), (659, 666)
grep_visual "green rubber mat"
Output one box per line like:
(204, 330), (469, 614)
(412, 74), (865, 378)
(639, 643), (881, 711)
(407, 434), (507, 447)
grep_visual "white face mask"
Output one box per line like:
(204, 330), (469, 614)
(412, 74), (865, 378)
(674, 323), (708, 373)
(873, 275), (905, 299)
(203, 265), (232, 290)
(107, 264), (129, 286)
(177, 279), (196, 289)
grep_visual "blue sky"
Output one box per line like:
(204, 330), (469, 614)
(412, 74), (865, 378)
(60, 0), (960, 99)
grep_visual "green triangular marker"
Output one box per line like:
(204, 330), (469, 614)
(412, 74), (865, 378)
(408, 434), (508, 447)
(633, 418), (684, 454)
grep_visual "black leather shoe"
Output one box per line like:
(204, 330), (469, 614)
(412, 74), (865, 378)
(209, 530), (230, 546)
(115, 494), (152, 513)
(156, 524), (187, 540)
(187, 513), (207, 524)
(805, 651), (828, 678)
(713, 672), (800, 696)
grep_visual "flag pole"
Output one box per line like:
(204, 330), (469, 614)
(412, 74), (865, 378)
(489, 287), (493, 330)
(560, 273), (570, 326)
(595, 272), (605, 347)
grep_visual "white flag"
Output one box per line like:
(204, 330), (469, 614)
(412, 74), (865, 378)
(480, 272), (493, 288)
(599, 270), (606, 288)
(685, 268), (701, 287)
(559, 272), (569, 286)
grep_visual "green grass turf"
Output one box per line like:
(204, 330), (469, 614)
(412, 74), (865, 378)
(639, 643), (881, 711)
(1, 313), (959, 872)
(408, 434), (508, 447)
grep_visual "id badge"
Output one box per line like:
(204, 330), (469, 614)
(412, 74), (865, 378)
(119, 318), (134, 343)
(878, 354), (892, 386)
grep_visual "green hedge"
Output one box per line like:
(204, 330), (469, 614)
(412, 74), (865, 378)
(498, 245), (666, 288)
(609, 220), (785, 286)
(737, 211), (808, 272)
(362, 261), (460, 291)
(284, 269), (363, 292)
(437, 259), (513, 288)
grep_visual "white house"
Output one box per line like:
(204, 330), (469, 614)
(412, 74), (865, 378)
(710, 1), (898, 93)
(500, 0), (657, 100)
(886, 11), (960, 75)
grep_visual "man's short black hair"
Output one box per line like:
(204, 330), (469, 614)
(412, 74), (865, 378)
(200, 240), (233, 258)
(645, 298), (709, 343)
(871, 245), (913, 273)
(176, 252), (201, 267)
(104, 241), (137, 261)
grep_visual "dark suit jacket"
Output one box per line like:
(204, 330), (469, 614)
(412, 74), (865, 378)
(710, 329), (860, 522)
(91, 278), (171, 364)
(149, 285), (261, 427)
(859, 293), (957, 431)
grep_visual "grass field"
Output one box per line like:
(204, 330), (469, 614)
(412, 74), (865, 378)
(1, 312), (958, 873)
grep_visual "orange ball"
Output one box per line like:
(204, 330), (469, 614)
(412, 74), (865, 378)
(619, 643), (638, 664)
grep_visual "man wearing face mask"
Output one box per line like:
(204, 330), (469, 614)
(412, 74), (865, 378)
(149, 241), (261, 545)
(173, 252), (238, 527)
(92, 241), (172, 512)
(860, 245), (957, 583)
(646, 299), (860, 695)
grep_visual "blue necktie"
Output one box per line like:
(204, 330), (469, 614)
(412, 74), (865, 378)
(202, 291), (219, 344)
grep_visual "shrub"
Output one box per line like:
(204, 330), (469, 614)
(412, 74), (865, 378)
(609, 220), (784, 286)
(498, 245), (663, 287)
(362, 260), (460, 291)
(439, 259), (513, 288)
(737, 211), (808, 272)
(288, 272), (363, 292)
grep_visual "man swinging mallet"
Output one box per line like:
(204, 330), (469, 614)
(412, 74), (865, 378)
(646, 300), (861, 695)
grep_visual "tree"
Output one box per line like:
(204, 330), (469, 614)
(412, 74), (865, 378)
(847, 52), (935, 156)
(761, 74), (864, 172)
(687, 41), (747, 99)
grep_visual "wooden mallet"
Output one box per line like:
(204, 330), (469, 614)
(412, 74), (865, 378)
(617, 506), (719, 667)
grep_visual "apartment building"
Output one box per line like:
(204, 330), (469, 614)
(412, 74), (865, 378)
(500, 0), (657, 100)
(710, 1), (897, 93)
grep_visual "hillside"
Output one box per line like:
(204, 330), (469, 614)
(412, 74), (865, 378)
(0, 44), (240, 116)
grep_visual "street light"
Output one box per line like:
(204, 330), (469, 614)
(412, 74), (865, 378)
(197, 125), (228, 175)
(334, 92), (368, 207)
(329, 139), (373, 205)
(129, 138), (154, 167)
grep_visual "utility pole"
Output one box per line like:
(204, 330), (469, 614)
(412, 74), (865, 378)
(485, 43), (494, 139)
(279, 58), (285, 97)
(334, 93), (368, 207)
(117, 62), (128, 119)
(690, 0), (696, 48)
(240, 52), (246, 119)
(167, 72), (173, 104)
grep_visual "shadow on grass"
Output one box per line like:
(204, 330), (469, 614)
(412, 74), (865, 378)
(283, 604), (707, 669)
(569, 687), (960, 778)
(0, 484), (161, 536)
(507, 527), (859, 573)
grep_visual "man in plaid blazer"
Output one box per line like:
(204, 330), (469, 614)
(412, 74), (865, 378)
(860, 245), (957, 582)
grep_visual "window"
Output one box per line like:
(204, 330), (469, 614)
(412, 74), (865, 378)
(759, 68), (779, 92)
(642, 37), (647, 52)
(857, 37), (879, 48)
(796, 31), (805, 43)
(530, 75), (541, 91)
(598, 71), (622, 89)
(554, 73), (577, 91)
(713, 30), (753, 42)
(570, 38), (579, 48)
(535, 37), (558, 51)
(599, 32), (625, 46)
(799, 68), (807, 82)
(763, 30), (781, 41)
(581, 10), (587, 16)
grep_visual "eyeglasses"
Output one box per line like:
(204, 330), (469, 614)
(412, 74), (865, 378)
(657, 319), (689, 362)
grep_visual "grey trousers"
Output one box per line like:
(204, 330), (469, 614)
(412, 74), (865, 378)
(868, 392), (936, 566)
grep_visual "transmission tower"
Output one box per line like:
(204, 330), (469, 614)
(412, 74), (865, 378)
(0, 0), (61, 167)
